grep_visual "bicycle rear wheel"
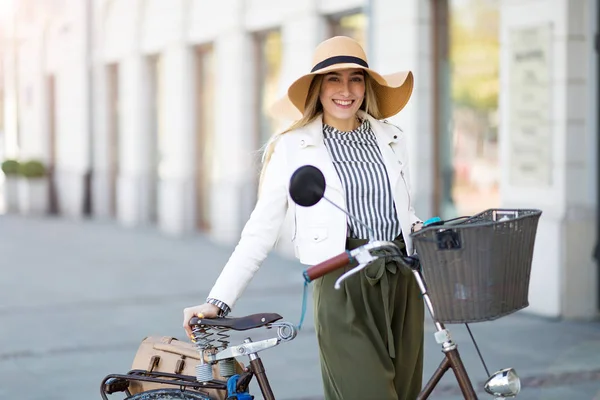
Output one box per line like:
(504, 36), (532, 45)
(125, 388), (214, 400)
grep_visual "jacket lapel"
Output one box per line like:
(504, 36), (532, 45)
(365, 114), (413, 247)
(364, 113), (404, 192)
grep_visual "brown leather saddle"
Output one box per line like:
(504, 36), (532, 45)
(189, 313), (282, 331)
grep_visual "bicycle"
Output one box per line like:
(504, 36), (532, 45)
(101, 165), (542, 399)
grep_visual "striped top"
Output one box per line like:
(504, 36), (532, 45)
(323, 119), (401, 241)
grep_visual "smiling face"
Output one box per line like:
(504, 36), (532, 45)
(319, 68), (366, 131)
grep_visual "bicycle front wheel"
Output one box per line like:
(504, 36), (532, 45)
(125, 388), (214, 400)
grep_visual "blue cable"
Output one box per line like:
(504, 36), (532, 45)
(423, 216), (442, 227)
(297, 271), (311, 330)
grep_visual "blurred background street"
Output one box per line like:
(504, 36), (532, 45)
(0, 214), (598, 399)
(1, 0), (600, 398)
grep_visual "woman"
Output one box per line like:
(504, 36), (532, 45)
(183, 36), (424, 400)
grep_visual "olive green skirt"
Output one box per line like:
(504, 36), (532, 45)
(312, 236), (425, 400)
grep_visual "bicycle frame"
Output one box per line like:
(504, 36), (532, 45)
(246, 344), (276, 400)
(410, 266), (478, 399)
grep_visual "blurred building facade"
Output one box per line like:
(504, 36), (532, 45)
(1, 0), (598, 320)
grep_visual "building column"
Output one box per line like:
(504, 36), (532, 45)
(91, 0), (111, 220)
(499, 0), (597, 319)
(371, 0), (435, 220)
(209, 31), (256, 243)
(157, 44), (197, 235)
(53, 26), (92, 219)
(561, 0), (598, 318)
(117, 55), (156, 227)
(91, 62), (112, 219)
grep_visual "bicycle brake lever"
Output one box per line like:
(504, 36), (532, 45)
(334, 263), (367, 289)
(333, 247), (377, 289)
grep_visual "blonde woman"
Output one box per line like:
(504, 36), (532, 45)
(183, 36), (424, 400)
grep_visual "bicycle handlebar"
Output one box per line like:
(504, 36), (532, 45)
(302, 215), (452, 283)
(305, 251), (353, 281)
(303, 241), (420, 283)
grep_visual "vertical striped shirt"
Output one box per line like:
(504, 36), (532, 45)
(322, 119), (401, 241)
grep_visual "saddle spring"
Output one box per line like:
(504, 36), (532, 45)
(191, 325), (231, 350)
(190, 325), (214, 351)
(214, 326), (231, 349)
(190, 324), (234, 382)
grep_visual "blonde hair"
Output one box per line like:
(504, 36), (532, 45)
(258, 72), (382, 191)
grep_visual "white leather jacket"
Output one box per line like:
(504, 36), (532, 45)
(208, 111), (421, 308)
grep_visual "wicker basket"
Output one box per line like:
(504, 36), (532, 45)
(411, 209), (542, 324)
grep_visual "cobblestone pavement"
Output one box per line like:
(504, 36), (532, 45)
(0, 214), (599, 399)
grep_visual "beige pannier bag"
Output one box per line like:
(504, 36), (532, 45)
(128, 336), (245, 399)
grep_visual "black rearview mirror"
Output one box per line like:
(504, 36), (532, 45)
(289, 165), (326, 207)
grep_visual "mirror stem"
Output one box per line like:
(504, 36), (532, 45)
(321, 196), (375, 242)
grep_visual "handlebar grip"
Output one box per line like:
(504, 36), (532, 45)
(305, 251), (352, 282)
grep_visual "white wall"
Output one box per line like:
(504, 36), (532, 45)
(17, 35), (46, 162)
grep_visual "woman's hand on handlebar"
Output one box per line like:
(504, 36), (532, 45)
(411, 221), (424, 233)
(182, 303), (220, 339)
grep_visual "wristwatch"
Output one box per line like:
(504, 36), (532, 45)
(206, 297), (231, 317)
(411, 221), (424, 233)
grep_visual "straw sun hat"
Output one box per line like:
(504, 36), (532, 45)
(271, 36), (414, 120)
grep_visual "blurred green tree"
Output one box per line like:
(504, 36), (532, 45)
(450, 0), (499, 112)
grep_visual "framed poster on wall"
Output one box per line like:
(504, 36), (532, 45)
(508, 23), (553, 187)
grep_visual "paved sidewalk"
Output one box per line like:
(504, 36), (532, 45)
(0, 214), (599, 400)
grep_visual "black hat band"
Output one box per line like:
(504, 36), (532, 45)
(311, 56), (369, 73)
